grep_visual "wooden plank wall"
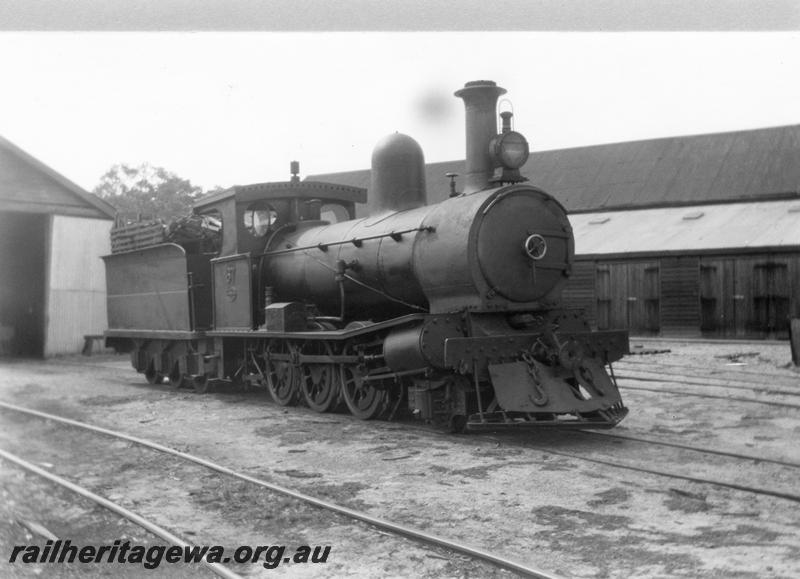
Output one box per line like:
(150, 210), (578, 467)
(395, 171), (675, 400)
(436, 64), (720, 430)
(660, 256), (700, 336)
(699, 260), (725, 333)
(592, 261), (659, 333)
(791, 256), (800, 322)
(562, 260), (596, 327)
(573, 252), (799, 338)
(594, 264), (614, 330)
(628, 261), (660, 333)
(752, 260), (790, 335)
(700, 254), (798, 338)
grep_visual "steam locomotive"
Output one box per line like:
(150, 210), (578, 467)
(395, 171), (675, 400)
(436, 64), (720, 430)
(104, 80), (629, 431)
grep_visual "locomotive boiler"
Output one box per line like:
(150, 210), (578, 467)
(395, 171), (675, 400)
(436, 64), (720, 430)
(104, 80), (629, 431)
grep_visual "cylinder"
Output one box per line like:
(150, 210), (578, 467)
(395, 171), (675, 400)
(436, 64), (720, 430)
(454, 80), (507, 194)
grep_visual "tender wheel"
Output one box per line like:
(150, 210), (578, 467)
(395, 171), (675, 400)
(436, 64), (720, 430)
(448, 414), (468, 434)
(340, 364), (386, 420)
(144, 361), (163, 385)
(192, 374), (210, 394)
(168, 362), (188, 389)
(265, 344), (299, 406)
(302, 364), (340, 412)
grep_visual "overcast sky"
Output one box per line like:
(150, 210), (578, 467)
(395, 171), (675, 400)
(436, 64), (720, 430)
(0, 3), (798, 192)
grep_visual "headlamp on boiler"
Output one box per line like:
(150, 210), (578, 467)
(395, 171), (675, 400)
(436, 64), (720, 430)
(491, 130), (529, 169)
(489, 111), (530, 183)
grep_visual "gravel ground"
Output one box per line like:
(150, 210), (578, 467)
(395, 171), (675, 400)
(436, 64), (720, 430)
(1, 339), (798, 578)
(628, 337), (799, 373)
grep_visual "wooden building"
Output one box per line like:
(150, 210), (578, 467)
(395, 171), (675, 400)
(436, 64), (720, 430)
(311, 125), (800, 339)
(0, 135), (115, 357)
(564, 200), (800, 338)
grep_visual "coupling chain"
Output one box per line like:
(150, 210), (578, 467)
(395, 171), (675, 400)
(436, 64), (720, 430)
(520, 351), (548, 406)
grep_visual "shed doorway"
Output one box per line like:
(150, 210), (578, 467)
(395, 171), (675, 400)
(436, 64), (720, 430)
(596, 262), (660, 335)
(0, 211), (48, 357)
(700, 257), (791, 339)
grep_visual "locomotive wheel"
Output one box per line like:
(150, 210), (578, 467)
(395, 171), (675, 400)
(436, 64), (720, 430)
(268, 361), (299, 405)
(301, 364), (340, 413)
(144, 361), (164, 385)
(265, 344), (299, 406)
(340, 365), (386, 420)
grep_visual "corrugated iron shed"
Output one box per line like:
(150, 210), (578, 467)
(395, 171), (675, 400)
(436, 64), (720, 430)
(570, 199), (800, 257)
(0, 135), (113, 357)
(309, 125), (800, 213)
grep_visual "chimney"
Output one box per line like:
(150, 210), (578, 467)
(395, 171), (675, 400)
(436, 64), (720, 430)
(454, 80), (506, 194)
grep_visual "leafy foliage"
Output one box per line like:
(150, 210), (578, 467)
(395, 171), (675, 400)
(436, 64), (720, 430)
(92, 163), (206, 221)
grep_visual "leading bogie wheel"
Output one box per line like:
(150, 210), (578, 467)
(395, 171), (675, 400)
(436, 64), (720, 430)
(340, 364), (386, 420)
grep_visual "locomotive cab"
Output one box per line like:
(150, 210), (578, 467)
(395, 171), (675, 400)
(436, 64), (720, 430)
(193, 177), (365, 258)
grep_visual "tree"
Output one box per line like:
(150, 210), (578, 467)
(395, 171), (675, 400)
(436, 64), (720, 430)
(92, 163), (205, 222)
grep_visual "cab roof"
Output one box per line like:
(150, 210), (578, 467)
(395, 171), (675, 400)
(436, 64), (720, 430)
(194, 180), (366, 211)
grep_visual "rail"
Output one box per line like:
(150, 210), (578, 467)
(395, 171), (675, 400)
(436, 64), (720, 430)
(0, 447), (243, 579)
(0, 401), (562, 579)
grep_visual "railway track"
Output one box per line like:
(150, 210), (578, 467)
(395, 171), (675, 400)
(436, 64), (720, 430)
(7, 396), (797, 577)
(616, 380), (800, 409)
(4, 350), (799, 578)
(0, 447), (243, 579)
(8, 404), (797, 579)
(617, 358), (799, 388)
(0, 401), (559, 579)
(6, 344), (799, 577)
(576, 360), (799, 494)
(8, 363), (798, 510)
(459, 357), (800, 503)
(617, 373), (799, 398)
(576, 429), (800, 469)
(612, 364), (800, 409)
(342, 401), (800, 504)
(478, 425), (800, 504)
(616, 364), (800, 395)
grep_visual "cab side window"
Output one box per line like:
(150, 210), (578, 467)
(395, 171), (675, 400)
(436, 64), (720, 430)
(243, 203), (278, 237)
(320, 203), (349, 224)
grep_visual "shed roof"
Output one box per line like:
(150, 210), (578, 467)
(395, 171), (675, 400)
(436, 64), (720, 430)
(0, 135), (115, 219)
(309, 125), (800, 213)
(570, 199), (800, 257)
